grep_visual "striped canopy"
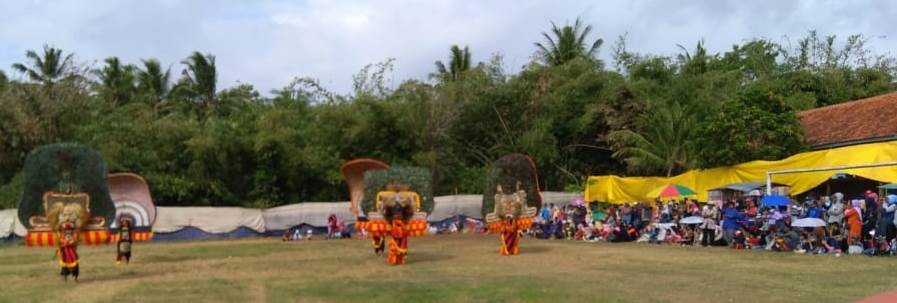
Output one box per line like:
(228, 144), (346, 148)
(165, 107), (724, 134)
(648, 184), (697, 199)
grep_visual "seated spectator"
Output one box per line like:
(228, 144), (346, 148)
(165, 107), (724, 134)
(781, 225), (800, 250)
(681, 227), (695, 246)
(746, 232), (762, 250)
(664, 227), (681, 244)
(732, 230), (746, 249)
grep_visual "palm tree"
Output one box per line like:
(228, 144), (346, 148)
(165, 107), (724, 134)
(676, 40), (713, 75)
(534, 18), (603, 66)
(433, 45), (471, 82)
(94, 57), (137, 106)
(137, 59), (171, 105)
(607, 101), (696, 177)
(11, 45), (75, 85)
(176, 51), (218, 116)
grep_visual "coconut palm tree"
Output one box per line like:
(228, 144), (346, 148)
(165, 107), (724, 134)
(676, 40), (714, 75)
(534, 18), (603, 66)
(11, 45), (75, 85)
(433, 45), (471, 82)
(137, 59), (171, 103)
(176, 51), (218, 117)
(94, 57), (137, 106)
(607, 101), (696, 177)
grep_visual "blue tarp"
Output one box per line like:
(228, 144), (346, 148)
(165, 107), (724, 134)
(152, 226), (263, 241)
(128, 216), (487, 241)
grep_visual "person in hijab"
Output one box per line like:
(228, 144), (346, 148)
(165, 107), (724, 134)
(862, 192), (879, 241)
(827, 193), (845, 228)
(700, 204), (718, 247)
(844, 199), (863, 245)
(881, 195), (897, 241)
(789, 198), (804, 224)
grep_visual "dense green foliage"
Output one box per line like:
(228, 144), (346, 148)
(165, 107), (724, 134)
(482, 154), (542, 216)
(0, 24), (894, 208)
(17, 143), (116, 228)
(361, 166), (433, 214)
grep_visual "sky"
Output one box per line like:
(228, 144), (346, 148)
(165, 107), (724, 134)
(0, 0), (895, 95)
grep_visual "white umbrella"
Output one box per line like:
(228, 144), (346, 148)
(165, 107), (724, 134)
(679, 216), (704, 225)
(654, 223), (676, 229)
(791, 218), (826, 228)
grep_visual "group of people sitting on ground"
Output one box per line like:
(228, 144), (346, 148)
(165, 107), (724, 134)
(282, 214), (348, 241)
(529, 190), (897, 256)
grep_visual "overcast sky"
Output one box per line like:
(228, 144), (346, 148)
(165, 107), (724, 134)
(1, 0), (895, 94)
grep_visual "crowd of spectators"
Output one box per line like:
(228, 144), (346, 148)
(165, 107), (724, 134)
(528, 191), (897, 256)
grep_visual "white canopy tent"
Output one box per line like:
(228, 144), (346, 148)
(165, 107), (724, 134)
(0, 209), (27, 238)
(153, 207), (266, 233)
(2, 192), (581, 236)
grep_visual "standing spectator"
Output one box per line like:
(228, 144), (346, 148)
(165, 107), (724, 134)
(621, 204), (632, 226)
(844, 199), (863, 245)
(745, 200), (758, 219)
(573, 202), (587, 227)
(805, 201), (821, 219)
(540, 204), (551, 223)
(789, 199), (804, 224)
(771, 206), (786, 232)
(700, 205), (718, 247)
(820, 196), (832, 222)
(686, 200), (699, 217)
(722, 202), (739, 246)
(862, 191), (879, 240)
(880, 195), (897, 241)
(552, 204), (563, 222)
(327, 214), (341, 239)
(660, 203), (671, 223)
(827, 193), (845, 228)
(641, 203), (653, 228)
(630, 203), (642, 229)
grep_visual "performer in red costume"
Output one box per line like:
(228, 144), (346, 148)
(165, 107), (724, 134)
(387, 218), (408, 265)
(57, 222), (80, 282)
(500, 215), (520, 256)
(116, 217), (134, 265)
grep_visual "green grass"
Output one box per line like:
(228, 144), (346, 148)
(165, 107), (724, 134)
(1, 235), (895, 303)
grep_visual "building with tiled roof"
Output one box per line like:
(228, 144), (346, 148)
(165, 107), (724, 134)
(798, 92), (897, 150)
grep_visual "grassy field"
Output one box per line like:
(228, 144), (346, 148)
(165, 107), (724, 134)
(1, 234), (896, 303)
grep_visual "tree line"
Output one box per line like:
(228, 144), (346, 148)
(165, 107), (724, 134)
(1, 19), (894, 208)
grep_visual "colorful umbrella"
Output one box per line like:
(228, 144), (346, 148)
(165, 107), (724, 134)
(648, 184), (696, 198)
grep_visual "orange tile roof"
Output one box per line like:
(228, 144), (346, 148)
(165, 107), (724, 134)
(798, 92), (897, 149)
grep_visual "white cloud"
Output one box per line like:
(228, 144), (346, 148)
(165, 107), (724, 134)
(0, 0), (894, 95)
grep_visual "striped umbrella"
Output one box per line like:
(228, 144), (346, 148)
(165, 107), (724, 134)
(648, 184), (697, 199)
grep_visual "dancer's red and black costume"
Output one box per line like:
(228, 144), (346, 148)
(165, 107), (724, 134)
(57, 222), (79, 282)
(116, 218), (133, 265)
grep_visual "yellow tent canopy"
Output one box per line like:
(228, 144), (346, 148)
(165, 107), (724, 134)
(585, 140), (897, 204)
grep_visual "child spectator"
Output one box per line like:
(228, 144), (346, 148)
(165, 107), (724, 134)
(732, 230), (746, 249)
